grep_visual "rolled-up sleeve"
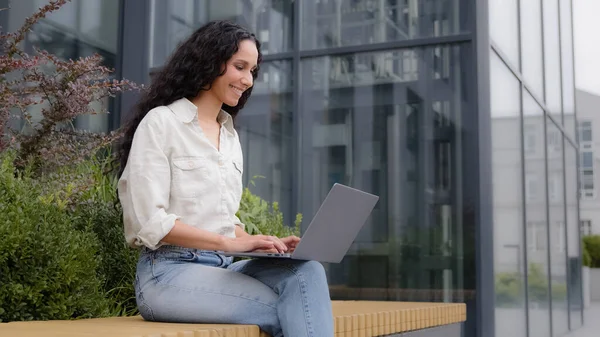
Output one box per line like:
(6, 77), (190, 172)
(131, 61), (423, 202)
(118, 113), (179, 249)
(231, 214), (245, 231)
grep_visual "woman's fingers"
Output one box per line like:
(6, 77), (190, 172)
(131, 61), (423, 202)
(269, 236), (288, 253)
(256, 238), (275, 250)
(281, 235), (301, 247)
(250, 235), (297, 253)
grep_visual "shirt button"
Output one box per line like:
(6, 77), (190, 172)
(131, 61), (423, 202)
(188, 161), (194, 168)
(218, 159), (224, 166)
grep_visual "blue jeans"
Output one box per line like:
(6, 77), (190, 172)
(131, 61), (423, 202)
(134, 245), (334, 337)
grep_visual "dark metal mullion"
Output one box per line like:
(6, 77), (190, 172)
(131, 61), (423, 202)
(117, 0), (151, 125)
(516, 0), (530, 334)
(519, 82), (531, 337)
(291, 0), (301, 223)
(562, 126), (571, 331)
(297, 33), (472, 58)
(0, 0), (8, 35)
(557, 0), (566, 127)
(540, 0), (547, 106)
(539, 0), (559, 334)
(554, 0), (572, 330)
(473, 0), (494, 335)
(262, 52), (294, 61)
(569, 0), (585, 326)
(544, 112), (554, 337)
(258, 34), (473, 62)
(112, 0), (126, 131)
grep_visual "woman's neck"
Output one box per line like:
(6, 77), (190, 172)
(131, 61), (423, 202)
(191, 92), (222, 123)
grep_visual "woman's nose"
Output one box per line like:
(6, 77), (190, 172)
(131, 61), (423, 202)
(241, 73), (253, 87)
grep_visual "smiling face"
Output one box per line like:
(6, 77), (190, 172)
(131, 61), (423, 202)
(208, 39), (259, 107)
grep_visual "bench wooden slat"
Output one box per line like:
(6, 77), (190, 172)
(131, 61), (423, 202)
(0, 301), (466, 337)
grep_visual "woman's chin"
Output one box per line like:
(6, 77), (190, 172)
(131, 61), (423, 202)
(224, 98), (240, 107)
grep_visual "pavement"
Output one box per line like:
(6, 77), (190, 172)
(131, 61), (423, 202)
(565, 303), (600, 337)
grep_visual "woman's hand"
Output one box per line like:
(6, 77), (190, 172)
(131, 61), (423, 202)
(248, 235), (301, 254)
(280, 235), (301, 252)
(259, 235), (289, 253)
(223, 234), (277, 253)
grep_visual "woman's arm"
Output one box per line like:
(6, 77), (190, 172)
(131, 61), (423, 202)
(163, 220), (277, 252)
(234, 224), (250, 237)
(162, 220), (231, 250)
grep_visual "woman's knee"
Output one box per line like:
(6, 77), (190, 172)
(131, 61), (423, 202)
(296, 260), (327, 282)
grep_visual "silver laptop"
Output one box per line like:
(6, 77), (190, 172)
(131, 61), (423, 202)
(218, 183), (379, 263)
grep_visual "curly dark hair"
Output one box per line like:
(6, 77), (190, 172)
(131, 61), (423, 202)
(116, 20), (262, 178)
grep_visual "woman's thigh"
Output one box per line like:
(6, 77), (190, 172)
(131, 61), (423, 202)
(227, 258), (333, 337)
(135, 248), (280, 328)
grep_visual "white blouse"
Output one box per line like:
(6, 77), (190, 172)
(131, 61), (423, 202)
(118, 98), (245, 250)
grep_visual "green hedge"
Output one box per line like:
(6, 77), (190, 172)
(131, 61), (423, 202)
(0, 153), (110, 322)
(583, 235), (600, 268)
(237, 176), (301, 237)
(0, 152), (301, 322)
(495, 263), (567, 307)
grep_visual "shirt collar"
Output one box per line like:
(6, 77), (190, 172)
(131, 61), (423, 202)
(168, 98), (235, 134)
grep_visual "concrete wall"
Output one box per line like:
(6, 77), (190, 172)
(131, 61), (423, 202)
(590, 268), (600, 302)
(576, 90), (600, 235)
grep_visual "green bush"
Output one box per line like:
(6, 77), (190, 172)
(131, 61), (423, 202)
(0, 0), (140, 321)
(494, 263), (569, 307)
(237, 177), (301, 237)
(0, 153), (304, 321)
(583, 244), (592, 267)
(69, 155), (139, 316)
(73, 199), (138, 317)
(583, 235), (600, 268)
(527, 263), (549, 302)
(0, 153), (110, 322)
(552, 283), (568, 301)
(495, 272), (522, 306)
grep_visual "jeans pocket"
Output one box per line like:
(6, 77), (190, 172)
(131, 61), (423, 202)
(137, 301), (155, 321)
(198, 251), (227, 267)
(154, 249), (196, 262)
(134, 273), (155, 321)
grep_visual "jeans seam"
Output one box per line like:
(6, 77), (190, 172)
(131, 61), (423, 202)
(150, 259), (277, 309)
(272, 262), (314, 337)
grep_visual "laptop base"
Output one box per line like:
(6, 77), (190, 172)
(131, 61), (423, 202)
(216, 251), (295, 259)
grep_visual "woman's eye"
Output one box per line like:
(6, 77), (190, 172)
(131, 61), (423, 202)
(235, 65), (244, 70)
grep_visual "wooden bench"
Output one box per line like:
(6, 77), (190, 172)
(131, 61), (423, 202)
(0, 301), (466, 337)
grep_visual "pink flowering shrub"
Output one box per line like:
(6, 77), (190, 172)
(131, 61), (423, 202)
(0, 0), (139, 172)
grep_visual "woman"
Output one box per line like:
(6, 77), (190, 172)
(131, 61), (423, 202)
(117, 21), (334, 337)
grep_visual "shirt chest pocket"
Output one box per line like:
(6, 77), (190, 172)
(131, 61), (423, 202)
(171, 157), (210, 199)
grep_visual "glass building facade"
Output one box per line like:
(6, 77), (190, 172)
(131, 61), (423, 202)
(489, 0), (582, 337)
(1, 1), (583, 337)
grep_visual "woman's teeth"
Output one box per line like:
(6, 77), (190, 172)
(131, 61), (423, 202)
(230, 85), (243, 96)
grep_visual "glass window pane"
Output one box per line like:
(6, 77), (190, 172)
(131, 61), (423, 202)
(490, 52), (526, 337)
(523, 91), (551, 337)
(490, 0), (520, 69)
(301, 0), (467, 50)
(546, 119), (568, 337)
(565, 143), (583, 329)
(543, 0), (561, 118)
(299, 45), (475, 316)
(582, 152), (593, 168)
(235, 61), (295, 226)
(560, 0), (575, 135)
(149, 0), (294, 67)
(579, 121), (593, 143)
(521, 0), (544, 98)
